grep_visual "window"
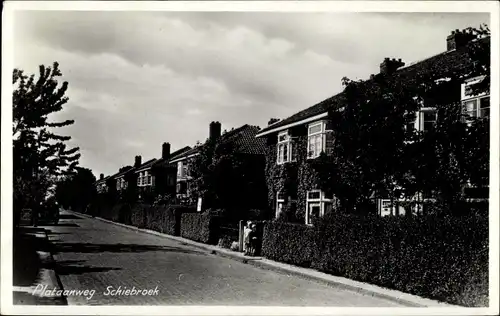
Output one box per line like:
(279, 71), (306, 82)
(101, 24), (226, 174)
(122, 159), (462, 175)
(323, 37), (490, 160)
(276, 191), (285, 218)
(307, 121), (333, 159)
(462, 96), (489, 120)
(420, 109), (437, 132)
(177, 181), (187, 194)
(167, 175), (175, 186)
(116, 177), (127, 190)
(277, 131), (295, 164)
(461, 76), (490, 120)
(405, 109), (436, 134)
(305, 190), (333, 225)
(480, 97), (490, 118)
(405, 112), (417, 133)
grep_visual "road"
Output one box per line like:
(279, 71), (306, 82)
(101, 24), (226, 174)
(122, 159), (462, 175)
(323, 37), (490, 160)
(43, 210), (402, 306)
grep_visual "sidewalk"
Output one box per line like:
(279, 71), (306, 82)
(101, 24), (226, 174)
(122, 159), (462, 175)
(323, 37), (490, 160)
(71, 210), (457, 308)
(13, 226), (67, 305)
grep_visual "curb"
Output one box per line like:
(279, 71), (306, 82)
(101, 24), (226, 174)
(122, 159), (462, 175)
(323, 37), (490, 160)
(13, 228), (68, 305)
(70, 210), (458, 308)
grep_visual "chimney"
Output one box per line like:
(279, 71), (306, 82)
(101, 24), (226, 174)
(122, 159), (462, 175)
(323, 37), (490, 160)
(209, 121), (221, 141)
(134, 155), (142, 168)
(380, 57), (405, 75)
(100, 173), (104, 180)
(446, 29), (475, 51)
(268, 118), (280, 125)
(162, 142), (171, 160)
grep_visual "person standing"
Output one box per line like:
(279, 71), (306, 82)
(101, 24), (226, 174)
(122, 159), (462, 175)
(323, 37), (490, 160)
(243, 221), (252, 255)
(248, 223), (259, 256)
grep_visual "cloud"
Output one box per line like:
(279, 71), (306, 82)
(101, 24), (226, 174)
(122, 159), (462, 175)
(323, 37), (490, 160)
(12, 11), (489, 176)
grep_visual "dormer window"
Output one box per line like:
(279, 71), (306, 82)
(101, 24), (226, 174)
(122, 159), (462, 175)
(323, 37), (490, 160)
(307, 121), (334, 159)
(277, 130), (295, 165)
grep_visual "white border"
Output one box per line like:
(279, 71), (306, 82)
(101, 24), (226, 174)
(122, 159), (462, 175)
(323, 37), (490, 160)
(2, 1), (499, 316)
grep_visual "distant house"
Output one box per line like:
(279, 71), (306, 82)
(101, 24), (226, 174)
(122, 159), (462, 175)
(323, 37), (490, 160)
(255, 30), (490, 223)
(134, 143), (191, 203)
(109, 156), (143, 199)
(169, 121), (268, 212)
(95, 174), (110, 194)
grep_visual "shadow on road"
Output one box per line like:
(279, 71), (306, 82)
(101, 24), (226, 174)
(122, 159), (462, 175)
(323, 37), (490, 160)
(46, 231), (71, 235)
(52, 242), (207, 255)
(42, 222), (80, 227)
(59, 214), (83, 220)
(55, 260), (122, 275)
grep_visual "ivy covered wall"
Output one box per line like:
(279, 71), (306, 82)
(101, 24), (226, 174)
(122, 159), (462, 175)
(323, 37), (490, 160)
(263, 125), (325, 222)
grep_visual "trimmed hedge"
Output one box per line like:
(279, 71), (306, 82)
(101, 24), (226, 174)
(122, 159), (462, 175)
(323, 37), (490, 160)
(180, 213), (221, 244)
(262, 221), (317, 268)
(262, 213), (488, 307)
(95, 202), (195, 236)
(142, 205), (195, 235)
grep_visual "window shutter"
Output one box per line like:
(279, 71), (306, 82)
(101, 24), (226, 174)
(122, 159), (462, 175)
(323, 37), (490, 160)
(325, 130), (335, 156)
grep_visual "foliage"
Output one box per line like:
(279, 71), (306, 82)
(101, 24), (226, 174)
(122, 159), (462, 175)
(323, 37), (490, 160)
(261, 221), (318, 268)
(13, 62), (80, 214)
(264, 26), (490, 218)
(55, 167), (96, 212)
(152, 193), (177, 207)
(261, 213), (488, 306)
(180, 213), (221, 244)
(190, 137), (268, 215)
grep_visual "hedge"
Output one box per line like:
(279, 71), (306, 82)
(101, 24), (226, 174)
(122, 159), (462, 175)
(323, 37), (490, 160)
(180, 213), (221, 244)
(142, 205), (195, 235)
(261, 213), (488, 307)
(262, 221), (317, 268)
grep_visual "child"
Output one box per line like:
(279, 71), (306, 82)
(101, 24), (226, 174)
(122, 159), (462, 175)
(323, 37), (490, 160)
(243, 221), (252, 255)
(248, 223), (258, 256)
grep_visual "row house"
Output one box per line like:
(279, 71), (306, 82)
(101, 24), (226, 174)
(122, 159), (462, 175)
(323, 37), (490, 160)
(255, 30), (490, 223)
(95, 174), (110, 194)
(134, 143), (192, 202)
(96, 143), (189, 202)
(169, 121), (268, 211)
(168, 122), (224, 202)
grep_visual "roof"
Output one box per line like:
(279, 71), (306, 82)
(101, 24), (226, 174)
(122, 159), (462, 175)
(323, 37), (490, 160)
(169, 146), (201, 162)
(134, 158), (157, 173)
(151, 146), (193, 167)
(95, 175), (110, 185)
(170, 125), (266, 162)
(111, 166), (135, 179)
(256, 37), (489, 136)
(219, 124), (266, 155)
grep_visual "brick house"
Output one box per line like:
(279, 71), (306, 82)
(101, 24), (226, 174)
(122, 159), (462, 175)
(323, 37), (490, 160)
(169, 121), (268, 212)
(95, 174), (110, 194)
(134, 143), (192, 203)
(255, 30), (490, 224)
(108, 156), (144, 200)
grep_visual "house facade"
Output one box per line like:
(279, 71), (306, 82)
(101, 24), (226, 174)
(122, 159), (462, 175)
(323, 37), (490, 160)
(95, 174), (110, 194)
(255, 30), (490, 224)
(134, 143), (189, 203)
(169, 121), (268, 212)
(107, 156), (143, 201)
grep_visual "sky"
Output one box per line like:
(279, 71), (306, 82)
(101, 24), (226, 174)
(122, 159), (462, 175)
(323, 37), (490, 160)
(13, 11), (489, 178)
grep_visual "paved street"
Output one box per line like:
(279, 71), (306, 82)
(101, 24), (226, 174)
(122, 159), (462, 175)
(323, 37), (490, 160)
(43, 210), (402, 306)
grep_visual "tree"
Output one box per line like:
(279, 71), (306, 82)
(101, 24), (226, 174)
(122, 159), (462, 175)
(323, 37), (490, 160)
(13, 62), (80, 214)
(190, 137), (268, 219)
(55, 167), (96, 212)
